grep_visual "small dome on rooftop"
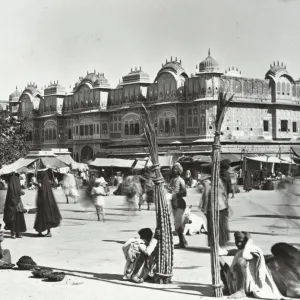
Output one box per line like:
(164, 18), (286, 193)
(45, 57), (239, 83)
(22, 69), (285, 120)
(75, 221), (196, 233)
(198, 49), (222, 74)
(9, 86), (21, 101)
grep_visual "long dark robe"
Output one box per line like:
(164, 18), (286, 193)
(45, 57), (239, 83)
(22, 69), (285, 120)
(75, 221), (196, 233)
(244, 170), (253, 191)
(3, 174), (27, 233)
(34, 171), (62, 233)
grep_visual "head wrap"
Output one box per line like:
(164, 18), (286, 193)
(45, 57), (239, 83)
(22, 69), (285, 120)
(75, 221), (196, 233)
(138, 228), (153, 243)
(234, 231), (246, 241)
(173, 162), (183, 175)
(220, 159), (231, 171)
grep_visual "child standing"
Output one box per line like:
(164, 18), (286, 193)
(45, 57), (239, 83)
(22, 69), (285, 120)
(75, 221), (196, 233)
(91, 178), (108, 222)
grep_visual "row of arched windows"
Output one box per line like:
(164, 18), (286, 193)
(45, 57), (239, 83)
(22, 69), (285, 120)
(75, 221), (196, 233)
(43, 128), (57, 141)
(277, 82), (291, 95)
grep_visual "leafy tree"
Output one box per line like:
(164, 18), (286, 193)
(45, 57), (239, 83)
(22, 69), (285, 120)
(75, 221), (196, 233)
(0, 111), (31, 168)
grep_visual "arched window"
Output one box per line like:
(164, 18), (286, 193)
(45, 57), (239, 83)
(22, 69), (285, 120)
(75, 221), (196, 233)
(257, 82), (263, 94)
(129, 123), (135, 135)
(282, 82), (285, 95)
(287, 83), (290, 95)
(292, 85), (296, 97)
(45, 129), (49, 141)
(49, 129), (53, 140)
(233, 80), (242, 93)
(135, 123), (139, 135)
(277, 82), (281, 94)
(124, 123), (129, 135)
(165, 119), (170, 133)
(171, 118), (176, 132)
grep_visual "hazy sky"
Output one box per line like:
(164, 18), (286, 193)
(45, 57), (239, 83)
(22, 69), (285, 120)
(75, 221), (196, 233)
(0, 0), (300, 99)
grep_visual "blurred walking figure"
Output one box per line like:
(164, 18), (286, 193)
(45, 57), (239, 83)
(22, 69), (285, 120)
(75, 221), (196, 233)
(3, 172), (27, 239)
(122, 176), (143, 212)
(62, 171), (79, 203)
(185, 169), (192, 188)
(244, 170), (253, 192)
(91, 178), (108, 221)
(34, 170), (62, 237)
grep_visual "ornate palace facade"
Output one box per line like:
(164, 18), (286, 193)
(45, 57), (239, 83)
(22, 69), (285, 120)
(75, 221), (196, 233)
(9, 50), (300, 162)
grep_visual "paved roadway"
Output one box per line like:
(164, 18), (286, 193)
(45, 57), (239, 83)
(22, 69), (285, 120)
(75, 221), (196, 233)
(0, 185), (299, 300)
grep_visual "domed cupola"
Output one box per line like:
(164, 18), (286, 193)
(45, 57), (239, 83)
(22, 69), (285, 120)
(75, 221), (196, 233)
(9, 86), (21, 102)
(197, 49), (223, 74)
(265, 61), (294, 83)
(224, 66), (242, 77)
(94, 73), (110, 88)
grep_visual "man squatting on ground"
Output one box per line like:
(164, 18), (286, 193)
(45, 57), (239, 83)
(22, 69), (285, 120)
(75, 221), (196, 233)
(220, 231), (300, 299)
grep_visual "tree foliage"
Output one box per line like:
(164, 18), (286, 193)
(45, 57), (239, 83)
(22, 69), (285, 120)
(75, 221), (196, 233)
(0, 111), (31, 168)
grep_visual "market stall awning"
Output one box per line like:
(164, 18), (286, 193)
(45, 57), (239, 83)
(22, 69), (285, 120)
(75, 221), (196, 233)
(220, 154), (241, 162)
(56, 155), (75, 166)
(246, 155), (293, 164)
(133, 156), (174, 170)
(291, 146), (300, 157)
(89, 158), (135, 168)
(0, 158), (37, 175)
(38, 157), (69, 171)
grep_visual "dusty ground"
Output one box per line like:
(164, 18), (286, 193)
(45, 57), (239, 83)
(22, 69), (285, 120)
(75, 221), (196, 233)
(0, 185), (299, 300)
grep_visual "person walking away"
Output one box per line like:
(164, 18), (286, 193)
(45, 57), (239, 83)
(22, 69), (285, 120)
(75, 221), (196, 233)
(166, 162), (188, 249)
(200, 159), (231, 255)
(62, 171), (79, 203)
(3, 172), (27, 239)
(34, 170), (62, 237)
(244, 170), (253, 192)
(91, 178), (108, 221)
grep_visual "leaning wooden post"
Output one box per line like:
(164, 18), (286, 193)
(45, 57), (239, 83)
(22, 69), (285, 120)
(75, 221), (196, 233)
(140, 105), (173, 284)
(209, 92), (233, 297)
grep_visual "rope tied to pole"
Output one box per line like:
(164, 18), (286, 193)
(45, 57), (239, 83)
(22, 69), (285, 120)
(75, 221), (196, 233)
(212, 144), (221, 150)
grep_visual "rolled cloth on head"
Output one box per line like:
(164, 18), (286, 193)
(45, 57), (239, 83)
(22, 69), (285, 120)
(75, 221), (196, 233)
(173, 162), (183, 175)
(234, 231), (247, 241)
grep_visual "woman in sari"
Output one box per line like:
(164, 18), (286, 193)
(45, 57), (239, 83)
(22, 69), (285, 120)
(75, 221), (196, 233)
(34, 170), (62, 237)
(3, 172), (27, 239)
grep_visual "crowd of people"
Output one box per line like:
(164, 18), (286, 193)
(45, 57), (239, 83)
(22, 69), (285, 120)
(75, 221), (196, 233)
(1, 159), (300, 298)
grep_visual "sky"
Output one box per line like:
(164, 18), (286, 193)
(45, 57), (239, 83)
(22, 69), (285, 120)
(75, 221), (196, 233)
(0, 0), (300, 99)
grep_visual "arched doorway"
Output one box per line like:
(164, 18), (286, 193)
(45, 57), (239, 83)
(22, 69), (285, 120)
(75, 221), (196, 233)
(81, 145), (93, 163)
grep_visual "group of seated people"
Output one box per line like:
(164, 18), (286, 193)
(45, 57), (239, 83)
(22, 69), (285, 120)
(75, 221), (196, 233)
(122, 227), (300, 299)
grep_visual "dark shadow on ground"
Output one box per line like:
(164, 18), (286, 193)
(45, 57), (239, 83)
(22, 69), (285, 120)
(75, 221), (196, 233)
(173, 266), (200, 270)
(35, 266), (213, 297)
(245, 214), (300, 220)
(102, 239), (126, 245)
(60, 209), (129, 217)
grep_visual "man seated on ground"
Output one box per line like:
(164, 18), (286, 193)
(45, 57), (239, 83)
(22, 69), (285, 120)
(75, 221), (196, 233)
(122, 228), (158, 284)
(0, 224), (12, 266)
(220, 231), (282, 299)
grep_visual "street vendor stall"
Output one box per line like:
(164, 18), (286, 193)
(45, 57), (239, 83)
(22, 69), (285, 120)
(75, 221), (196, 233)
(0, 158), (37, 175)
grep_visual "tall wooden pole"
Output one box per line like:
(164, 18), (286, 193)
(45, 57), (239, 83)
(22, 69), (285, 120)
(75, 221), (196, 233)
(210, 133), (222, 297)
(209, 92), (233, 297)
